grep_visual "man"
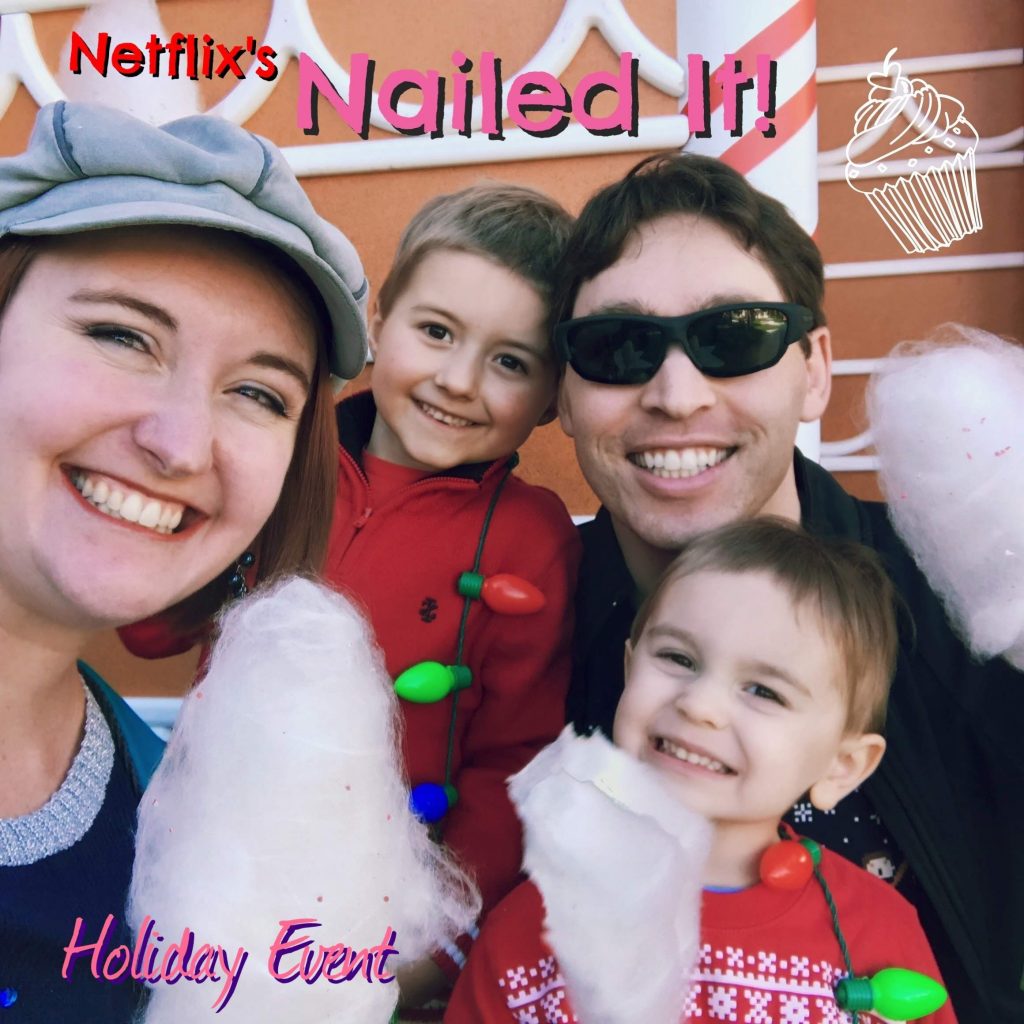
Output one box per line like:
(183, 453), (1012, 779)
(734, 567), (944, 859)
(554, 154), (1022, 1022)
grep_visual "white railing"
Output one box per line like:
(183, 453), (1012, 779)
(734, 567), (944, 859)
(125, 696), (181, 739)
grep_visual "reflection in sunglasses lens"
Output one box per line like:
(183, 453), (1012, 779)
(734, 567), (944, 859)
(691, 308), (789, 375)
(580, 322), (661, 384)
(567, 305), (799, 384)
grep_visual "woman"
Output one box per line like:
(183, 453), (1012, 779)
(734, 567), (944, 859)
(0, 101), (367, 1021)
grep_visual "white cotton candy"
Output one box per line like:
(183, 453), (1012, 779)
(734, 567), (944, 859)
(868, 324), (1024, 670)
(510, 728), (711, 1024)
(128, 576), (479, 1023)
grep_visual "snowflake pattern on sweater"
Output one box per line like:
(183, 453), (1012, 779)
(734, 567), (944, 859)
(492, 945), (867, 1024)
(684, 942), (851, 1023)
(446, 845), (957, 1024)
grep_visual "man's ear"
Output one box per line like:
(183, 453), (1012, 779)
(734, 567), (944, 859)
(800, 326), (832, 423)
(367, 310), (383, 361)
(809, 732), (886, 812)
(557, 379), (576, 437)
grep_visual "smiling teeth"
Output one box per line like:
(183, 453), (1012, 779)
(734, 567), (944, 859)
(657, 737), (731, 774)
(70, 470), (184, 535)
(416, 401), (477, 428)
(633, 448), (730, 478)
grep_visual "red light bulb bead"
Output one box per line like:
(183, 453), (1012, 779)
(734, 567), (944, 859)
(457, 572), (546, 615)
(760, 838), (821, 890)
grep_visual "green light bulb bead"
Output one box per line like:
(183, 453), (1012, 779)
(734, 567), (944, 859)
(800, 838), (822, 864)
(457, 571), (485, 599)
(835, 967), (947, 1020)
(394, 661), (472, 703)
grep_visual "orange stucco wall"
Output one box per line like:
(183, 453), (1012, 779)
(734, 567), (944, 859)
(1, 1), (1020, 694)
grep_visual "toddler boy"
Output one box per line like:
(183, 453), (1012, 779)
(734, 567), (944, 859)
(447, 518), (954, 1023)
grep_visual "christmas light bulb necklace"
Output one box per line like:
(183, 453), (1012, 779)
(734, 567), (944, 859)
(764, 826), (948, 1021)
(395, 456), (541, 826)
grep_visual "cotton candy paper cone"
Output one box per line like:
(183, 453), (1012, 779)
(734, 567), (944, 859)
(510, 728), (711, 1024)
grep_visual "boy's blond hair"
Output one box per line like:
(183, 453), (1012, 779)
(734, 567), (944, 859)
(629, 518), (898, 734)
(376, 182), (573, 326)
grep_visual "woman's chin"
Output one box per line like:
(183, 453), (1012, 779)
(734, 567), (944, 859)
(44, 566), (193, 634)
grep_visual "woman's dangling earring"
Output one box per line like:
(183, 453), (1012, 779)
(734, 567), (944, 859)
(228, 551), (255, 598)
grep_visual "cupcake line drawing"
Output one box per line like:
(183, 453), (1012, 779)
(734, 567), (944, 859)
(845, 48), (983, 254)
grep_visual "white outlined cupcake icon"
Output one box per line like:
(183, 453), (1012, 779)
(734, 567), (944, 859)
(846, 49), (982, 253)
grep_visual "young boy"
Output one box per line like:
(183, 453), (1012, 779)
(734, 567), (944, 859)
(446, 518), (956, 1023)
(324, 184), (581, 1007)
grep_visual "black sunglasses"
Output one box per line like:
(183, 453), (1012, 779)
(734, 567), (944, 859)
(554, 302), (815, 385)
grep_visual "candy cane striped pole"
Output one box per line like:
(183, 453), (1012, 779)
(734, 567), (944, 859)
(677, 0), (821, 458)
(676, 0), (818, 232)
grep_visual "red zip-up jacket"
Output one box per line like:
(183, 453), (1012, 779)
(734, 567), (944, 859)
(327, 391), (581, 979)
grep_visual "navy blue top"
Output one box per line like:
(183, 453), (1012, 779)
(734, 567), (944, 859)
(0, 742), (144, 1023)
(0, 668), (163, 1024)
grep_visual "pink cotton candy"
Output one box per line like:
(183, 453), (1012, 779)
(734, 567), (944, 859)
(868, 324), (1024, 670)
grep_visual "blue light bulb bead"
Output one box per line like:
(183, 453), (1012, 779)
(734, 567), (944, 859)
(409, 782), (460, 822)
(410, 783), (450, 823)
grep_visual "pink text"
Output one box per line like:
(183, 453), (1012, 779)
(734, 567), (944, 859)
(297, 50), (638, 140)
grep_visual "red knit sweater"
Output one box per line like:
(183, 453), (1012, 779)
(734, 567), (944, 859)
(447, 845), (957, 1023)
(327, 392), (581, 977)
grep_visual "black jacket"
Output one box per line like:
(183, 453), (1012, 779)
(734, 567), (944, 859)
(568, 452), (1024, 1023)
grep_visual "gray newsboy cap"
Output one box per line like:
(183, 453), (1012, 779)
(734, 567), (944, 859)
(0, 101), (367, 379)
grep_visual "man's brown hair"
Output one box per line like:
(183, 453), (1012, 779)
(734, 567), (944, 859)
(553, 154), (826, 354)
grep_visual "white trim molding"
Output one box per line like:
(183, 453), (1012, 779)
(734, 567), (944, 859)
(818, 48), (1023, 170)
(825, 251), (1024, 280)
